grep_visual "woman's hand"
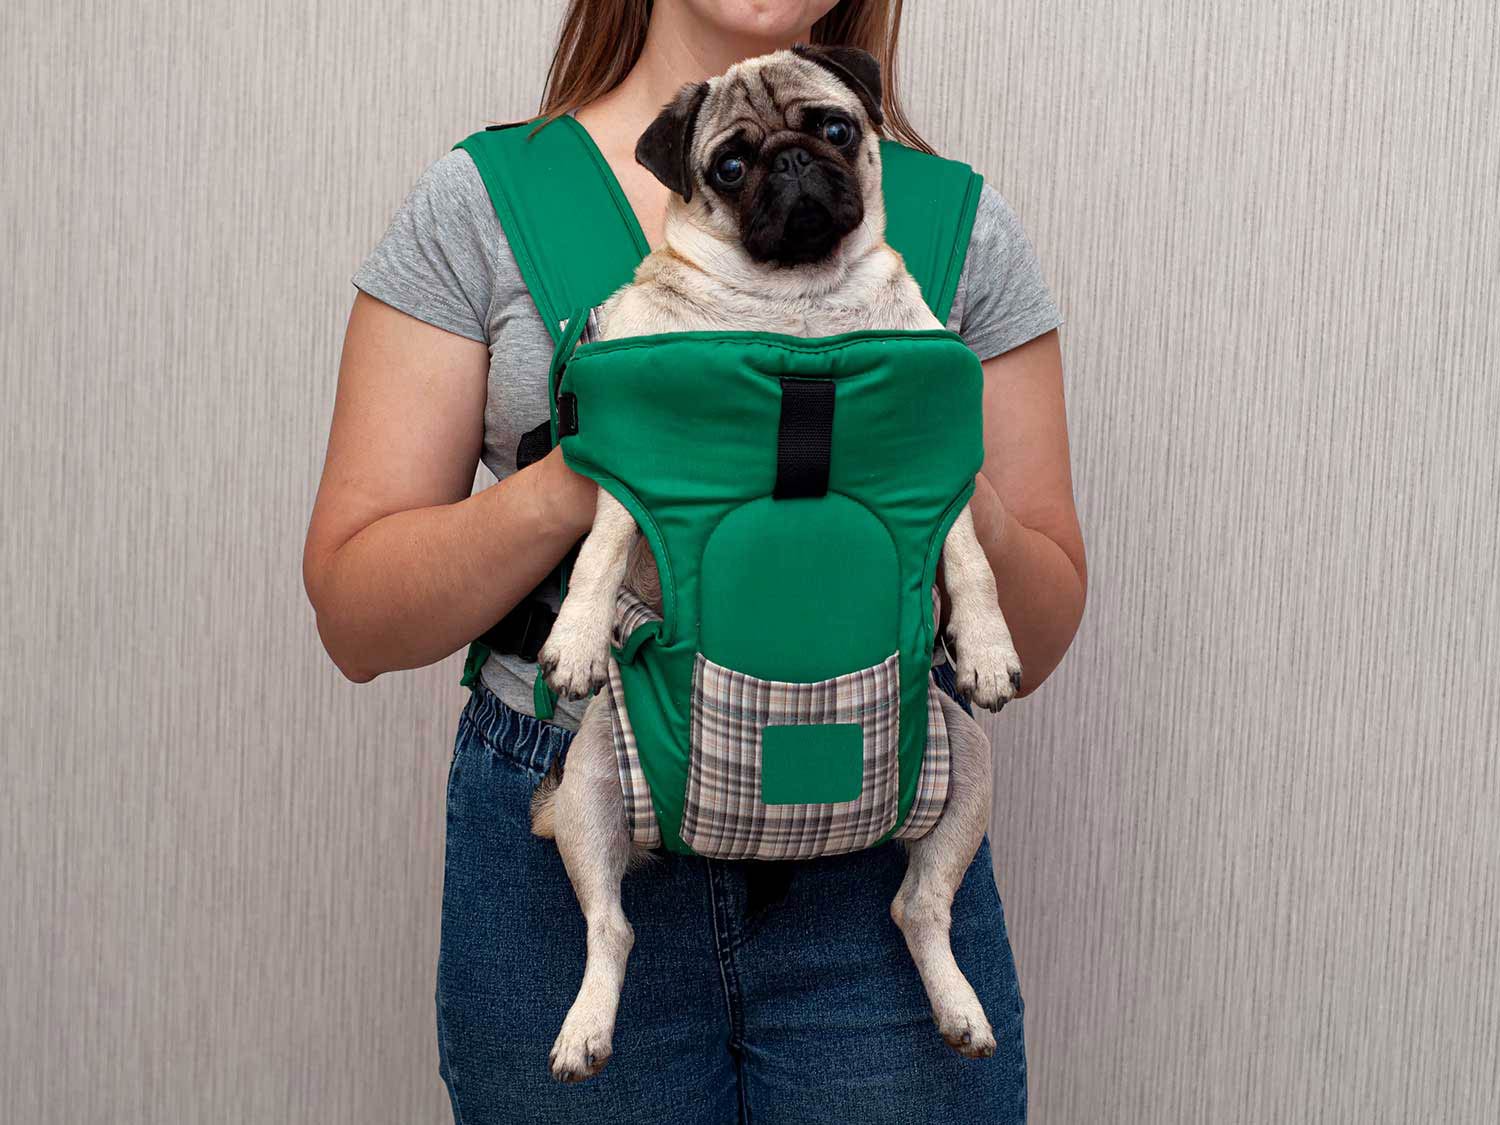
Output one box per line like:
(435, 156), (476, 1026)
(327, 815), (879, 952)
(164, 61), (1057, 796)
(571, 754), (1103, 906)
(303, 294), (593, 683)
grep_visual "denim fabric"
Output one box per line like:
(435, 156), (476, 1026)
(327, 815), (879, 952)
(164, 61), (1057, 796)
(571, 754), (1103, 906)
(436, 667), (1026, 1124)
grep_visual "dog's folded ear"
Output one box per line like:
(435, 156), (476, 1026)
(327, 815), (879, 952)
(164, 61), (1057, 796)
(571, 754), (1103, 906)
(635, 81), (710, 202)
(792, 44), (884, 128)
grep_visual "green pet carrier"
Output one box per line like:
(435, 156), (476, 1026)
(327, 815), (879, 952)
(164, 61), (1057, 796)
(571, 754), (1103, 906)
(458, 118), (985, 859)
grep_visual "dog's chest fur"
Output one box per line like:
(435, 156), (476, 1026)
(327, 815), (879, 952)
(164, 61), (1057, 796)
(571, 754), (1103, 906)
(598, 242), (943, 339)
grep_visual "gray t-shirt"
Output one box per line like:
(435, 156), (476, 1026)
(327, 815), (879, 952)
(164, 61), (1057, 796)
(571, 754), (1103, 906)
(353, 148), (1064, 725)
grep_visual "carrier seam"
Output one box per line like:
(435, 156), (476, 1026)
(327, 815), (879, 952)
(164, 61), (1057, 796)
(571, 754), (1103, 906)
(573, 328), (967, 362)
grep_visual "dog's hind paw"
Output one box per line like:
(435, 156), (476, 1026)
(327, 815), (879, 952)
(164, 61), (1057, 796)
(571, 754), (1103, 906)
(548, 1016), (615, 1083)
(934, 1000), (996, 1060)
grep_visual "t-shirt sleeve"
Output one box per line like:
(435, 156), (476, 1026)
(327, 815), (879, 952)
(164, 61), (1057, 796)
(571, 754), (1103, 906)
(951, 182), (1064, 361)
(352, 149), (497, 343)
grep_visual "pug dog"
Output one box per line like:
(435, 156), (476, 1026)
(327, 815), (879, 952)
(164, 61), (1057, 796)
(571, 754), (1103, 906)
(533, 45), (1023, 1082)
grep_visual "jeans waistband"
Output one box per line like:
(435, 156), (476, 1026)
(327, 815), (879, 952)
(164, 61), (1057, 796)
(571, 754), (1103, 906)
(459, 682), (574, 775)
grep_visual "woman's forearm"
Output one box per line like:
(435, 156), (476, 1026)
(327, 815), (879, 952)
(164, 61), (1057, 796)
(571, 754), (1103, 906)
(305, 450), (594, 683)
(968, 472), (1087, 695)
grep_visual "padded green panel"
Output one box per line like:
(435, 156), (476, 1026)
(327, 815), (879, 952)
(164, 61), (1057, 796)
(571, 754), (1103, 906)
(562, 330), (983, 852)
(761, 724), (864, 805)
(700, 494), (898, 682)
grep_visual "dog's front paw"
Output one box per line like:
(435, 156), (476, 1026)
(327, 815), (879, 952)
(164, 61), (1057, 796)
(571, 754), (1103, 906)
(548, 1012), (615, 1083)
(933, 997), (997, 1059)
(537, 621), (611, 700)
(949, 632), (1023, 712)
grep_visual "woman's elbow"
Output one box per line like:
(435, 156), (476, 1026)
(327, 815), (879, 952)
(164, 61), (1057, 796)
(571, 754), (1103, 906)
(336, 658), (380, 685)
(1015, 555), (1087, 698)
(304, 552), (381, 684)
(314, 611), (381, 684)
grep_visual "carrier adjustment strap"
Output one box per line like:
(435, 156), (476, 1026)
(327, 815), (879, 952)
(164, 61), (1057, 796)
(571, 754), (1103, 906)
(773, 378), (836, 499)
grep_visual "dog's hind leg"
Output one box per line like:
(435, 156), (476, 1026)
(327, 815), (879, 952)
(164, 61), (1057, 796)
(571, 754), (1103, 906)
(891, 691), (997, 1058)
(539, 693), (635, 1082)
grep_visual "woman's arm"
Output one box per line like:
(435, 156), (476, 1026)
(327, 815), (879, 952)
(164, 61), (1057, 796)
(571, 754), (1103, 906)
(303, 293), (596, 683)
(965, 329), (1087, 695)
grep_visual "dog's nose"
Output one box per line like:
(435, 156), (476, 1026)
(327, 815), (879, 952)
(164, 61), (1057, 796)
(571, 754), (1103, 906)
(771, 147), (814, 178)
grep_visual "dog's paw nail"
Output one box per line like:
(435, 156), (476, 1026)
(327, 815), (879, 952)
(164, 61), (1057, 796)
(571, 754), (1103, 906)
(1009, 670), (1023, 693)
(935, 1002), (995, 1058)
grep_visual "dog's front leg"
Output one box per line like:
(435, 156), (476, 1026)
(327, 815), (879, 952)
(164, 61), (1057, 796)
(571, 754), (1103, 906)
(893, 693), (996, 1057)
(546, 693), (635, 1081)
(941, 503), (1023, 710)
(538, 489), (638, 699)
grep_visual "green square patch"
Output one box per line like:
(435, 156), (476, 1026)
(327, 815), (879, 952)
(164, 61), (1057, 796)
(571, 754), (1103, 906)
(760, 723), (864, 805)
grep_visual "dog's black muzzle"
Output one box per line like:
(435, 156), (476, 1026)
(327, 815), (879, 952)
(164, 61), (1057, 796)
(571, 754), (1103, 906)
(744, 142), (864, 265)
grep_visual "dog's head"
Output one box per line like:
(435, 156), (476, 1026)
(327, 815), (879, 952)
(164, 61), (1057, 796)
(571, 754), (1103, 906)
(636, 45), (885, 267)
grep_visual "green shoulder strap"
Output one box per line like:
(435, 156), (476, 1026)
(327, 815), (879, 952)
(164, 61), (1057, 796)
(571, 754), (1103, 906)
(454, 118), (649, 701)
(455, 118), (650, 341)
(879, 142), (984, 325)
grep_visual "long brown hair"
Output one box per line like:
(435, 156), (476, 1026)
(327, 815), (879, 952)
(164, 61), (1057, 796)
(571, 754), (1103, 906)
(537, 0), (933, 154)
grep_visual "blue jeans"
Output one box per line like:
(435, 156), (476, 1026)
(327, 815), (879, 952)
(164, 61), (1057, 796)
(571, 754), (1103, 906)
(437, 669), (1026, 1123)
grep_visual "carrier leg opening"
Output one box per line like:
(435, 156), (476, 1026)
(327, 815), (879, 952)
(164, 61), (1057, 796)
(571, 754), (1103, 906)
(892, 691), (996, 1057)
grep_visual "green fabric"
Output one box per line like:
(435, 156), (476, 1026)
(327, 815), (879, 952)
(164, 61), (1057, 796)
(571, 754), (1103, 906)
(459, 641), (490, 689)
(761, 724), (864, 805)
(880, 142), (983, 324)
(456, 119), (649, 342)
(560, 330), (983, 852)
(699, 494), (897, 682)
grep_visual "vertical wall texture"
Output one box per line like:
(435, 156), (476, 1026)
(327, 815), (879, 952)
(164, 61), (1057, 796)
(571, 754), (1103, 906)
(2, 1), (1495, 1121)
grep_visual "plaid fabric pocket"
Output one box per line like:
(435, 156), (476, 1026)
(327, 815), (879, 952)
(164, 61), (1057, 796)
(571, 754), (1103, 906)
(680, 652), (905, 860)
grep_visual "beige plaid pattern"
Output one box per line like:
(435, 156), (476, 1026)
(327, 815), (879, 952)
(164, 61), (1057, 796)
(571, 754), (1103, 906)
(611, 588), (662, 649)
(605, 589), (950, 855)
(893, 682), (951, 839)
(680, 652), (904, 860)
(607, 590), (663, 850)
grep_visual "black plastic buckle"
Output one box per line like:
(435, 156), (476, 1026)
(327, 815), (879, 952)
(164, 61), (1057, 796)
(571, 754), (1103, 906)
(478, 599), (557, 663)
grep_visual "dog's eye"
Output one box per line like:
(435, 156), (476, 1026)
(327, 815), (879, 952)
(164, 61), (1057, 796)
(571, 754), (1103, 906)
(821, 116), (854, 148)
(712, 153), (746, 188)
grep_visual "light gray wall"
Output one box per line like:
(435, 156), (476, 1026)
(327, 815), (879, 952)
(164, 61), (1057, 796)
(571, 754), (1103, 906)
(3, 0), (1496, 1121)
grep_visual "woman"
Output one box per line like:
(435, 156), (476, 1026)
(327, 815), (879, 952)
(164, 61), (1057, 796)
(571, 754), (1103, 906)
(304, 1), (1085, 1120)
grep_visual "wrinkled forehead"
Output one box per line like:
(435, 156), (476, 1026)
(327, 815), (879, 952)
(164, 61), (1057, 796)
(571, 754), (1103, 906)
(695, 55), (864, 155)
